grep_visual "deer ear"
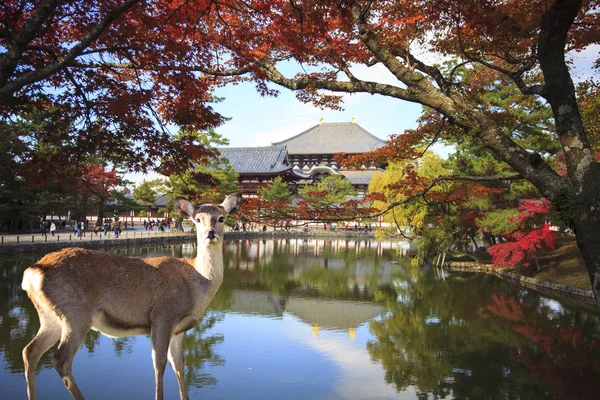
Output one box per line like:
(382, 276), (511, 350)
(175, 198), (195, 218)
(221, 193), (242, 214)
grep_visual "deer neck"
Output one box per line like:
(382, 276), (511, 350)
(194, 239), (224, 286)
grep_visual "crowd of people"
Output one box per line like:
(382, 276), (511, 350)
(39, 218), (127, 239)
(143, 218), (173, 232)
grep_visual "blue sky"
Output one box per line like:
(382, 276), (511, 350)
(212, 77), (423, 147)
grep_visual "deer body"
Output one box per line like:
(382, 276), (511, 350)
(22, 194), (241, 400)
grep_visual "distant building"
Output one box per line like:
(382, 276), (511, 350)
(217, 145), (309, 196)
(219, 120), (386, 196)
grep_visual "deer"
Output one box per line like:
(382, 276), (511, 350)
(21, 193), (242, 400)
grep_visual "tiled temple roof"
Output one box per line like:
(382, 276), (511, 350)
(218, 146), (291, 174)
(272, 122), (386, 155)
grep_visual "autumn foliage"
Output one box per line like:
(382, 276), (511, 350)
(488, 199), (557, 268)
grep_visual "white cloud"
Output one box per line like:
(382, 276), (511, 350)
(288, 324), (419, 399)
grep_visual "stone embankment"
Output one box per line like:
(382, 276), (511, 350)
(0, 232), (197, 256)
(445, 261), (595, 302)
(0, 229), (375, 256)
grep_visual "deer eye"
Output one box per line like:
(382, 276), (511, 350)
(195, 218), (201, 223)
(218, 217), (225, 223)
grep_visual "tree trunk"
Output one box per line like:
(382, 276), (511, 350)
(95, 200), (105, 226)
(572, 164), (600, 309)
(174, 217), (184, 232)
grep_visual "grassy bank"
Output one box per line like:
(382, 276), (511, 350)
(520, 236), (592, 291)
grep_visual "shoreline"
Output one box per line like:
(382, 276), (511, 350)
(0, 230), (376, 256)
(445, 261), (595, 304)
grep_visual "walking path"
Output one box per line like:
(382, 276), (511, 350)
(0, 225), (194, 246)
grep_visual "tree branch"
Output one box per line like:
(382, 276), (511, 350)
(0, 0), (61, 87)
(372, 174), (524, 218)
(258, 60), (417, 102)
(0, 0), (141, 100)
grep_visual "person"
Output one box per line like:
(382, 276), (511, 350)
(50, 221), (56, 236)
(103, 222), (109, 236)
(75, 221), (81, 237)
(41, 219), (47, 237)
(262, 225), (267, 232)
(80, 221), (85, 237)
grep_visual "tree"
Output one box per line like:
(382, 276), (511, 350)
(133, 129), (239, 230)
(257, 176), (294, 201)
(133, 179), (168, 209)
(254, 176), (294, 229)
(72, 163), (123, 224)
(1, 0), (232, 174)
(191, 0), (600, 307)
(298, 176), (357, 212)
(487, 199), (557, 270)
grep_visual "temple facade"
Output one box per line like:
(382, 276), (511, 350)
(219, 121), (386, 196)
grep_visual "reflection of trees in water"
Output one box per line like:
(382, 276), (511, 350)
(487, 293), (600, 399)
(367, 264), (600, 399)
(223, 239), (399, 300)
(183, 311), (225, 388)
(299, 265), (352, 297)
(0, 256), (53, 373)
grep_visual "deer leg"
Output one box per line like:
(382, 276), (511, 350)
(52, 319), (91, 400)
(23, 313), (61, 400)
(168, 332), (189, 400)
(151, 323), (173, 400)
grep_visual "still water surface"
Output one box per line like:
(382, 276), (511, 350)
(1, 238), (600, 399)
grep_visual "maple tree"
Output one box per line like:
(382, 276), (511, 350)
(73, 163), (126, 224)
(183, 0), (600, 306)
(487, 199), (557, 270)
(0, 0), (237, 175)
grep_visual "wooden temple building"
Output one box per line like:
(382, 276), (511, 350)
(218, 120), (386, 196)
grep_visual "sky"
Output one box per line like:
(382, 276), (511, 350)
(211, 63), (423, 148)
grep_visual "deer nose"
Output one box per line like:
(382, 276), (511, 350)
(206, 230), (216, 240)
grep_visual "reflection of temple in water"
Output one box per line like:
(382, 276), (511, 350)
(226, 238), (415, 287)
(221, 238), (411, 339)
(225, 289), (384, 339)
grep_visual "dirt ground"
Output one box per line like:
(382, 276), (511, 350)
(509, 236), (592, 291)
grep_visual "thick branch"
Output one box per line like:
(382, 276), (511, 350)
(0, 0), (141, 100)
(259, 60), (418, 102)
(349, 4), (566, 197)
(0, 0), (61, 87)
(388, 47), (450, 93)
(75, 61), (252, 77)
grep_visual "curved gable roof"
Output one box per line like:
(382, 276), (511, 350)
(218, 146), (291, 174)
(272, 122), (386, 155)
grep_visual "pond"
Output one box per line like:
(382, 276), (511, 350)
(1, 238), (600, 399)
